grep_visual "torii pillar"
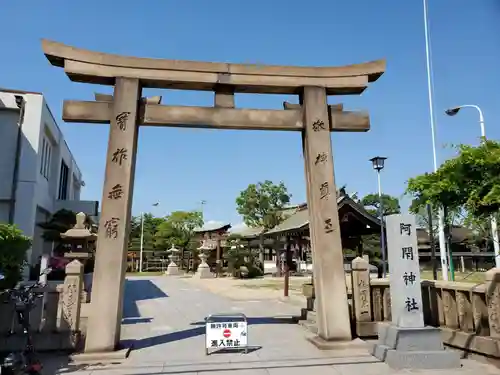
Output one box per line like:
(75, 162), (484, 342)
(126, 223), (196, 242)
(84, 78), (141, 353)
(302, 87), (355, 348)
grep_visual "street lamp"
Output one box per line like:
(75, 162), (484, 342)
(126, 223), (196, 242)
(200, 200), (207, 218)
(445, 105), (485, 138)
(139, 202), (160, 273)
(370, 156), (388, 278)
(445, 104), (499, 268)
(422, 0), (449, 281)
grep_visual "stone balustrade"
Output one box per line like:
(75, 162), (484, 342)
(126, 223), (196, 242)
(0, 259), (85, 352)
(350, 256), (500, 359)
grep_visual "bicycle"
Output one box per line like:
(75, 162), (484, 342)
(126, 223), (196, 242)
(0, 268), (51, 375)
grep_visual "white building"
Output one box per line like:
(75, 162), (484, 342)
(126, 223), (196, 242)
(0, 88), (98, 268)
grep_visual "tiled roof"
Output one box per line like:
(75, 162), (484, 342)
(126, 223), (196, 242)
(193, 222), (232, 233)
(261, 195), (382, 237)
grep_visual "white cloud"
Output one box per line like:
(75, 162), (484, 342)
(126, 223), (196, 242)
(230, 222), (248, 233)
(204, 220), (225, 227)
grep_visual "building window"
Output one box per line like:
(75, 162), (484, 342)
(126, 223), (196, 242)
(58, 161), (69, 200)
(40, 137), (52, 180)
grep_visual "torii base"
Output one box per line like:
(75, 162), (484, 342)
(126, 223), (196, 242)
(307, 336), (369, 352)
(71, 347), (131, 364)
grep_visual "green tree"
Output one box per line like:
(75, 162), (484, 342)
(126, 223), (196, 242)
(38, 209), (94, 256)
(406, 140), (500, 218)
(0, 224), (30, 289)
(236, 180), (291, 229)
(154, 210), (203, 250)
(361, 193), (401, 217)
(128, 213), (165, 256)
(38, 209), (91, 241)
(224, 234), (263, 278)
(358, 193), (400, 275)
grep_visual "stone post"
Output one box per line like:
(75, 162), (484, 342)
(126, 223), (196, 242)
(351, 257), (372, 325)
(60, 260), (84, 333)
(85, 78), (141, 353)
(485, 267), (500, 338)
(43, 288), (60, 332)
(301, 86), (351, 347)
(372, 214), (460, 369)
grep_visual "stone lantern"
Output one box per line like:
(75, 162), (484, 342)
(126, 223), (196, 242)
(59, 212), (97, 301)
(166, 244), (180, 276)
(60, 212), (96, 263)
(194, 239), (214, 279)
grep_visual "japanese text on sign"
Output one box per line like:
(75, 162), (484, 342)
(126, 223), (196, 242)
(315, 152), (328, 165)
(112, 148), (128, 166)
(115, 111), (131, 131)
(401, 246), (414, 260)
(319, 182), (330, 200)
(209, 339), (242, 348)
(400, 223), (412, 236)
(312, 119), (326, 131)
(399, 220), (420, 312)
(386, 214), (424, 328)
(324, 218), (333, 233)
(108, 184), (124, 200)
(403, 271), (416, 286)
(405, 297), (419, 312)
(205, 320), (248, 351)
(104, 217), (120, 239)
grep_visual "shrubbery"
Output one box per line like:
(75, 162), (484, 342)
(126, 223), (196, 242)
(225, 239), (263, 279)
(0, 224), (30, 289)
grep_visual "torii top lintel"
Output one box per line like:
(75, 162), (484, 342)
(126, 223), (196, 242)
(42, 39), (385, 95)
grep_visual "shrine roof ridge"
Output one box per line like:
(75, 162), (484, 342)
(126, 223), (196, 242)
(41, 39), (386, 94)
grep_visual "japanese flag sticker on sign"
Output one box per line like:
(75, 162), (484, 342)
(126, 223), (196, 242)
(205, 321), (248, 349)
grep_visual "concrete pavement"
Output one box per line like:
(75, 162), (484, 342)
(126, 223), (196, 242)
(44, 276), (500, 374)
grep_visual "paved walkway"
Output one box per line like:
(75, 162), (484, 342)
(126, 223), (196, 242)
(45, 276), (499, 374)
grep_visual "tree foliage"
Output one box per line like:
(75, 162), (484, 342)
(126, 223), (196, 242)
(154, 211), (203, 250)
(235, 180), (291, 229)
(0, 224), (30, 289)
(361, 193), (401, 217)
(358, 193), (401, 271)
(128, 213), (165, 256)
(38, 209), (94, 242)
(406, 140), (500, 218)
(224, 234), (263, 278)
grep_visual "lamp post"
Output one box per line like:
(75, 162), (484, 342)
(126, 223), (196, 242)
(139, 202), (159, 273)
(200, 200), (207, 219)
(370, 156), (388, 278)
(423, 0), (449, 280)
(445, 105), (500, 268)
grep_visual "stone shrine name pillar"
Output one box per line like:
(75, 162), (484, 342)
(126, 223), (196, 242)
(85, 78), (141, 352)
(301, 86), (351, 343)
(372, 213), (460, 369)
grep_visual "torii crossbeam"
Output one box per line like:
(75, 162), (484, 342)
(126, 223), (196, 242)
(41, 39), (385, 355)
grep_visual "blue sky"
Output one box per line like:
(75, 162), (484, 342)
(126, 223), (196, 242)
(1, 1), (499, 227)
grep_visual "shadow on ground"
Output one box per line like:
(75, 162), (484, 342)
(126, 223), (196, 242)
(122, 279), (168, 322)
(37, 355), (93, 375)
(209, 346), (262, 355)
(121, 316), (298, 351)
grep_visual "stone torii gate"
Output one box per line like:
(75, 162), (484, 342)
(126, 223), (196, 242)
(41, 39), (385, 354)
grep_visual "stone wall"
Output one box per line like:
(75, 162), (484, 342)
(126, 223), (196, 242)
(349, 257), (500, 360)
(0, 259), (84, 352)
